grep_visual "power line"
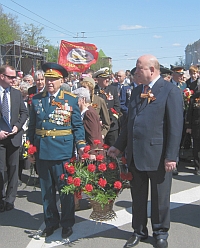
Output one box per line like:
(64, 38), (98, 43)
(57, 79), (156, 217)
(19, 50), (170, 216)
(10, 0), (75, 36)
(0, 3), (75, 38)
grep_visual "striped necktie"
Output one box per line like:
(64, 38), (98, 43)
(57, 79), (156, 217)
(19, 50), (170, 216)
(2, 88), (10, 123)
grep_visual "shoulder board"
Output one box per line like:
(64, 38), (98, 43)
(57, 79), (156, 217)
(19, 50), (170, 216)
(64, 91), (76, 98)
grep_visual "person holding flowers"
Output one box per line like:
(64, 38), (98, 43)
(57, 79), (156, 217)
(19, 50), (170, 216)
(28, 63), (85, 239)
(61, 140), (132, 221)
(108, 55), (183, 248)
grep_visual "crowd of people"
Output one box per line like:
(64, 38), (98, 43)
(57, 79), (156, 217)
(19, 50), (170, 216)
(0, 56), (199, 248)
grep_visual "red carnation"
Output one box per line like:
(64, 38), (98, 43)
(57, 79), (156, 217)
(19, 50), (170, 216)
(66, 165), (75, 174)
(64, 162), (69, 170)
(60, 174), (65, 180)
(102, 144), (110, 149)
(70, 157), (76, 163)
(67, 176), (74, 184)
(27, 145), (37, 155)
(28, 94), (34, 105)
(85, 184), (93, 192)
(114, 181), (122, 190)
(84, 145), (91, 153)
(96, 154), (104, 161)
(93, 139), (101, 145)
(98, 163), (107, 172)
(108, 162), (117, 170)
(110, 108), (117, 115)
(74, 177), (81, 187)
(87, 163), (96, 172)
(184, 91), (189, 97)
(121, 156), (127, 164)
(81, 153), (90, 159)
(98, 178), (107, 188)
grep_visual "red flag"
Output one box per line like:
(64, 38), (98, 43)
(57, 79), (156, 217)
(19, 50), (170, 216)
(58, 40), (98, 72)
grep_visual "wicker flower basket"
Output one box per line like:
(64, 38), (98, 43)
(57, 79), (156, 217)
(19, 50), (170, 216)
(89, 200), (116, 222)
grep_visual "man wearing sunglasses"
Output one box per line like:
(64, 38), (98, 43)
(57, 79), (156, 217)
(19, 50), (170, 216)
(0, 65), (28, 212)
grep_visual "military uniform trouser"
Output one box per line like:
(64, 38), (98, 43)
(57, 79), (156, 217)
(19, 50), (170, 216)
(36, 159), (75, 228)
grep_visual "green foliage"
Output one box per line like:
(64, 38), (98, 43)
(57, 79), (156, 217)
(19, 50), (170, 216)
(21, 23), (49, 47)
(0, 6), (21, 44)
(44, 44), (59, 62)
(61, 147), (125, 208)
(91, 49), (111, 72)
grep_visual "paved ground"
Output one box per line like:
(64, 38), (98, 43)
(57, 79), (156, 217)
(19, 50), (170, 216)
(0, 161), (199, 248)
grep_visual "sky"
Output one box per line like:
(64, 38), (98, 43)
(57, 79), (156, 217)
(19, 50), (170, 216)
(1, 0), (200, 72)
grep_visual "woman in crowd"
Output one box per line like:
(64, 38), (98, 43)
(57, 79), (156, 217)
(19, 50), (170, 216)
(186, 82), (200, 175)
(72, 87), (103, 151)
(80, 77), (110, 140)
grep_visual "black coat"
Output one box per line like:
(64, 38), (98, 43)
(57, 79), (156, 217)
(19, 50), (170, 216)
(186, 91), (200, 138)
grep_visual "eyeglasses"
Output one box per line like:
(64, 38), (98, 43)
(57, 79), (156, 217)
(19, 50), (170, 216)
(3, 74), (16, 80)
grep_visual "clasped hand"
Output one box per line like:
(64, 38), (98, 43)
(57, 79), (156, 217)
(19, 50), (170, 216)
(0, 126), (18, 140)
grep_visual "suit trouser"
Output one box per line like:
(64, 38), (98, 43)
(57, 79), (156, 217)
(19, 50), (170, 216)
(0, 139), (19, 204)
(36, 159), (75, 229)
(130, 163), (172, 240)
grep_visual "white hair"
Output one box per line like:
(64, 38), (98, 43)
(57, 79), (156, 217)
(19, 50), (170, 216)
(72, 87), (91, 103)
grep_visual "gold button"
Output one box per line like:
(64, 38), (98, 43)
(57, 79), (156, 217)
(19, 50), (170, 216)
(52, 136), (55, 139)
(43, 120), (45, 122)
(42, 135), (44, 138)
(53, 128), (56, 131)
(42, 127), (44, 130)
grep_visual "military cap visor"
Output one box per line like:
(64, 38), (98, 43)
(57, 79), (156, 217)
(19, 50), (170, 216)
(42, 62), (68, 78)
(94, 67), (110, 78)
(170, 65), (184, 75)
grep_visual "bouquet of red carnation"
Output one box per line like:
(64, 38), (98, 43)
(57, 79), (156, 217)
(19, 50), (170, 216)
(27, 94), (35, 105)
(61, 140), (131, 208)
(183, 88), (194, 109)
(23, 140), (37, 188)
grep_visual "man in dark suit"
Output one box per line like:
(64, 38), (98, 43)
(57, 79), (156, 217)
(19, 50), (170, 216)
(94, 67), (120, 146)
(0, 65), (28, 212)
(108, 55), (183, 248)
(28, 70), (45, 107)
(28, 63), (85, 239)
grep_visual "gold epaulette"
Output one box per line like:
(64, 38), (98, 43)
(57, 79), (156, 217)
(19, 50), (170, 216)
(64, 91), (76, 98)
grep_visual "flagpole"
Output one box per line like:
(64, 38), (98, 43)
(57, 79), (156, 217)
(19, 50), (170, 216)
(57, 41), (60, 63)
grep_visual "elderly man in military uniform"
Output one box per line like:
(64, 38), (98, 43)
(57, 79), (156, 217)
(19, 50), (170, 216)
(28, 63), (85, 239)
(94, 67), (120, 146)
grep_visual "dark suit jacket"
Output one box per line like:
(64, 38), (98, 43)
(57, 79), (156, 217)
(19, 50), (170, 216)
(186, 78), (198, 92)
(94, 84), (120, 132)
(28, 85), (37, 95)
(186, 91), (200, 138)
(0, 87), (28, 147)
(114, 77), (183, 171)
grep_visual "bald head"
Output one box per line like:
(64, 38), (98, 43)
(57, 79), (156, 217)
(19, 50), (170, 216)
(135, 54), (160, 85)
(117, 70), (126, 84)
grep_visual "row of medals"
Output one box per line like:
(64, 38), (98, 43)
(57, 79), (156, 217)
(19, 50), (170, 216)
(35, 100), (71, 126)
(48, 109), (71, 126)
